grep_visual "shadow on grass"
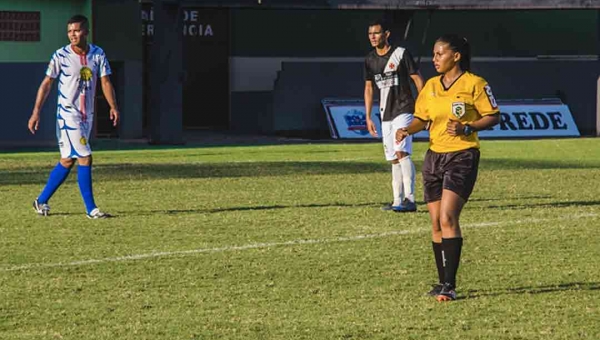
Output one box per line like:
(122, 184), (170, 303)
(0, 161), (389, 185)
(468, 195), (552, 203)
(460, 282), (600, 300)
(27, 201), (430, 217)
(481, 158), (600, 170)
(118, 201), (431, 216)
(3, 157), (599, 187)
(486, 200), (600, 210)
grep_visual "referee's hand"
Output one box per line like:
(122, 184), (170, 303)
(395, 128), (409, 143)
(447, 119), (463, 136)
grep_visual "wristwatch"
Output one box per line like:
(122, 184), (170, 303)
(463, 124), (473, 136)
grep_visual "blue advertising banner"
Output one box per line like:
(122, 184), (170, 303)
(322, 98), (580, 139)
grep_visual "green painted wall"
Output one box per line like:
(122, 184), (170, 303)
(230, 9), (387, 57)
(0, 0), (90, 62)
(92, 0), (142, 61)
(230, 9), (598, 57)
(409, 10), (598, 57)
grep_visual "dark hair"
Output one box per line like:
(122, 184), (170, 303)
(67, 14), (89, 31)
(436, 34), (471, 71)
(368, 18), (389, 33)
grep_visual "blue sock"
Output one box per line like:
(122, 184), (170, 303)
(38, 162), (71, 204)
(77, 165), (97, 214)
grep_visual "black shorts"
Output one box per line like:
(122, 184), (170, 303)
(422, 148), (480, 203)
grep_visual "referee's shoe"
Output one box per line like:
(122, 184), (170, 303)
(436, 283), (457, 302)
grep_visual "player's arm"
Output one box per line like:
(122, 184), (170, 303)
(28, 76), (55, 134)
(410, 71), (424, 93)
(364, 80), (378, 137)
(100, 75), (120, 127)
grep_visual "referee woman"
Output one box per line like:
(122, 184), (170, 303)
(396, 34), (500, 301)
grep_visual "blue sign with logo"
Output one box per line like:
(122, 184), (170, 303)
(322, 98), (580, 139)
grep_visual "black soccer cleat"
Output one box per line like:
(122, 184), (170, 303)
(436, 283), (457, 302)
(427, 283), (444, 296)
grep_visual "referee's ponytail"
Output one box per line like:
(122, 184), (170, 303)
(436, 34), (471, 71)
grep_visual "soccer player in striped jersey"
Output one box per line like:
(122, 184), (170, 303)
(364, 19), (424, 213)
(28, 14), (119, 219)
(396, 34), (500, 301)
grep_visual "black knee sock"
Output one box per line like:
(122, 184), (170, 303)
(432, 242), (444, 284)
(441, 237), (463, 288)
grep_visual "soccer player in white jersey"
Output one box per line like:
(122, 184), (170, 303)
(364, 19), (424, 212)
(27, 14), (119, 219)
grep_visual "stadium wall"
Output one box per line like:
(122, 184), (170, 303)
(1, 5), (598, 145)
(228, 9), (599, 136)
(266, 59), (598, 136)
(92, 0), (144, 140)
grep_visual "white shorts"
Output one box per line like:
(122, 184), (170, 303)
(381, 113), (413, 161)
(56, 114), (93, 159)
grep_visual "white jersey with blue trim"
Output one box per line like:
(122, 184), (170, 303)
(46, 44), (111, 120)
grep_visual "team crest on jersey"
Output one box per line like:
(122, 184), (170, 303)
(80, 67), (93, 81)
(80, 137), (87, 146)
(79, 67), (93, 92)
(388, 62), (396, 70)
(452, 102), (466, 118)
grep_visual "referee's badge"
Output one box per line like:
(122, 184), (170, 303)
(452, 102), (466, 118)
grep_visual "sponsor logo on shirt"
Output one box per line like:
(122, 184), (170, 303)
(374, 72), (399, 89)
(484, 85), (498, 109)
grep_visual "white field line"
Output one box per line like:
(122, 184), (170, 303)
(2, 213), (597, 272)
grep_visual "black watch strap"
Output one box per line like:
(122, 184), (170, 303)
(463, 124), (473, 136)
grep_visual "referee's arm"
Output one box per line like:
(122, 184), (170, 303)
(395, 117), (429, 142)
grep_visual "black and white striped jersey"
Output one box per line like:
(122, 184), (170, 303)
(364, 45), (419, 122)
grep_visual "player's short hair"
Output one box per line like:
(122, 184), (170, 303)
(368, 18), (389, 32)
(436, 34), (471, 71)
(67, 14), (89, 31)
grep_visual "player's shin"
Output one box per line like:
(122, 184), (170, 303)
(441, 237), (463, 288)
(391, 163), (404, 206)
(399, 156), (416, 203)
(38, 162), (72, 203)
(77, 164), (97, 214)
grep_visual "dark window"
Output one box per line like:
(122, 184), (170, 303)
(0, 11), (40, 42)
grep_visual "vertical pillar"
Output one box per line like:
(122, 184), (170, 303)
(597, 10), (600, 136)
(149, 0), (183, 144)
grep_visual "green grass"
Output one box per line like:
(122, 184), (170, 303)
(1, 138), (599, 339)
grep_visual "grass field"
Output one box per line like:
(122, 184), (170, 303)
(1, 138), (599, 339)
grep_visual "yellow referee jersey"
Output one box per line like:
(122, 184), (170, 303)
(415, 72), (499, 153)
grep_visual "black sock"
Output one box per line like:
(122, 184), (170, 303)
(441, 237), (463, 288)
(432, 242), (444, 284)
